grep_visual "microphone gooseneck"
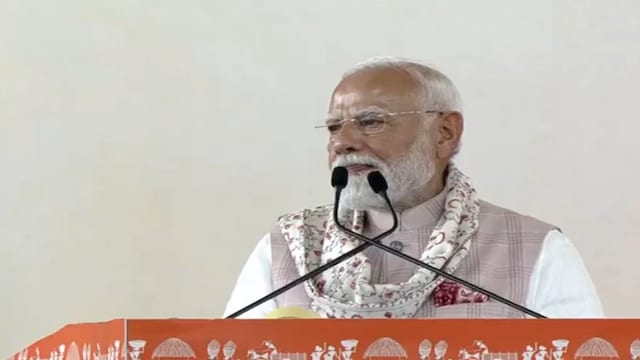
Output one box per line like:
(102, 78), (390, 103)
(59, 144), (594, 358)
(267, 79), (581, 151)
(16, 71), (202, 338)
(332, 170), (547, 319)
(224, 166), (397, 319)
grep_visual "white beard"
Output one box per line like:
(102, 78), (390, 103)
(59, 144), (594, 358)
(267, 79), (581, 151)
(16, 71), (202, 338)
(331, 133), (436, 212)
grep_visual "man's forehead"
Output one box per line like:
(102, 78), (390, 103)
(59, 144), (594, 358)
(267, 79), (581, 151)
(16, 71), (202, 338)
(328, 90), (418, 117)
(328, 68), (422, 114)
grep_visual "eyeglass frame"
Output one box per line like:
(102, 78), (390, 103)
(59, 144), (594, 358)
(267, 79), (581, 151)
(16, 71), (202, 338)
(315, 109), (445, 136)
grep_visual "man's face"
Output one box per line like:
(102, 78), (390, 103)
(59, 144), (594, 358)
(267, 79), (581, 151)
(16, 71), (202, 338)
(325, 68), (438, 211)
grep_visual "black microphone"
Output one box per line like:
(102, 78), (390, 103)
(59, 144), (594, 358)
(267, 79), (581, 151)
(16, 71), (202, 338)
(224, 166), (398, 319)
(331, 165), (348, 190)
(333, 170), (547, 319)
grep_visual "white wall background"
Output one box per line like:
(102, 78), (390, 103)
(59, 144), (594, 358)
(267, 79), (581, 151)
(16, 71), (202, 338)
(2, 0), (639, 355)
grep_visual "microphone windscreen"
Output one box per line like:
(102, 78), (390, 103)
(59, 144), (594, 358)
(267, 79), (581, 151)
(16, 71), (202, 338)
(367, 171), (388, 193)
(331, 166), (348, 188)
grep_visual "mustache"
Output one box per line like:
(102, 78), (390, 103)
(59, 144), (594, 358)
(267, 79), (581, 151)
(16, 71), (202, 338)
(331, 154), (386, 170)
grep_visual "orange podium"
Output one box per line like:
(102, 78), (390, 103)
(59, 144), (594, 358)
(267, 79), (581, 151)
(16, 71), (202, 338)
(8, 319), (640, 360)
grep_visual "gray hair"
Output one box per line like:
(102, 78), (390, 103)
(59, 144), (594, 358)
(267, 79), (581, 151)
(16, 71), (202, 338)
(342, 56), (464, 114)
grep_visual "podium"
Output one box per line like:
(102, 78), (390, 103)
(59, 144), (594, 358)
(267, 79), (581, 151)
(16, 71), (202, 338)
(8, 319), (640, 360)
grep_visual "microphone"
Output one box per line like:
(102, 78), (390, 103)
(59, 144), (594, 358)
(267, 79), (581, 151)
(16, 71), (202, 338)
(367, 170), (390, 194)
(332, 170), (547, 319)
(331, 165), (348, 190)
(224, 167), (398, 319)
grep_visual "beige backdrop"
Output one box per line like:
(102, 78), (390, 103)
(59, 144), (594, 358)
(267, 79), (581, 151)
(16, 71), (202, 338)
(2, 0), (640, 355)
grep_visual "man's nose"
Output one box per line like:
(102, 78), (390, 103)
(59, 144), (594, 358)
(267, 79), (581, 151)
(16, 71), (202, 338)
(329, 124), (365, 155)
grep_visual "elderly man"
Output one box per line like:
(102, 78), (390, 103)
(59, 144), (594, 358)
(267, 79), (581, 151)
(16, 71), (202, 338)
(223, 57), (603, 319)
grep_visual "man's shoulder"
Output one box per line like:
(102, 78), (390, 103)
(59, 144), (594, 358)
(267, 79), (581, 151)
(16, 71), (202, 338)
(478, 199), (561, 233)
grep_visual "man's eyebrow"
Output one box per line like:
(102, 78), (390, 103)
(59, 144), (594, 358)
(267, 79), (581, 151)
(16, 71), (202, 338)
(353, 108), (387, 117)
(355, 105), (387, 114)
(324, 114), (341, 123)
(324, 106), (389, 123)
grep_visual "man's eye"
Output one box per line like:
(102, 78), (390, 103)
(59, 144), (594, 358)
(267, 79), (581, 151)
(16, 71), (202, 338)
(359, 118), (384, 126)
(327, 124), (342, 133)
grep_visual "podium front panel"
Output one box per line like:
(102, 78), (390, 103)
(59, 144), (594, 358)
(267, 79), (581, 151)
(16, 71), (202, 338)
(9, 319), (640, 360)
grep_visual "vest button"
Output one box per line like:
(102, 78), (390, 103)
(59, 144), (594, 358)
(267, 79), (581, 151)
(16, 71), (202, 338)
(390, 240), (404, 252)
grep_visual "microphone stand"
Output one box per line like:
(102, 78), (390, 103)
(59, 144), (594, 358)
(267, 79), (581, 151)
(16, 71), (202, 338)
(224, 184), (398, 319)
(333, 172), (547, 319)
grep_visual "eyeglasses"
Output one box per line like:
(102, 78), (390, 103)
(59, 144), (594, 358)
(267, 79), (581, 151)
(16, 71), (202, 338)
(315, 110), (444, 136)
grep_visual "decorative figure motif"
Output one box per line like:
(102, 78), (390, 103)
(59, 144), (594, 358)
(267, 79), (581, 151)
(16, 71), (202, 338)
(207, 340), (220, 360)
(523, 345), (535, 360)
(363, 337), (407, 359)
(311, 345), (324, 360)
(551, 340), (569, 360)
(324, 346), (337, 360)
(434, 341), (448, 360)
(535, 346), (549, 360)
(66, 343), (80, 360)
(459, 340), (488, 360)
(419, 340), (432, 360)
(248, 341), (305, 360)
(340, 340), (358, 360)
(575, 338), (619, 360)
(223, 341), (236, 360)
(128, 340), (146, 360)
(630, 340), (640, 360)
(460, 340), (516, 360)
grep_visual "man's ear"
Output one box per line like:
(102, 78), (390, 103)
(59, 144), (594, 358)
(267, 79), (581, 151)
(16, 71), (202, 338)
(435, 111), (463, 159)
